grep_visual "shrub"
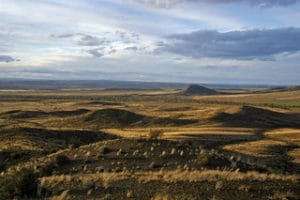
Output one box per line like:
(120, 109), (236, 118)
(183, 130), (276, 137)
(0, 163), (5, 172)
(39, 161), (57, 176)
(0, 168), (38, 199)
(198, 152), (231, 168)
(39, 155), (70, 176)
(148, 130), (164, 140)
(198, 153), (212, 166)
(99, 146), (111, 155)
(149, 162), (161, 169)
(55, 155), (71, 166)
(0, 149), (27, 162)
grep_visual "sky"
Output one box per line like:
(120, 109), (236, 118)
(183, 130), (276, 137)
(0, 0), (300, 85)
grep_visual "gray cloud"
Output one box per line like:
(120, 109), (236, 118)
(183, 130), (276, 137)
(87, 48), (104, 57)
(130, 0), (297, 8)
(74, 35), (107, 46)
(159, 27), (300, 60)
(109, 49), (117, 54)
(50, 33), (108, 46)
(87, 47), (118, 57)
(125, 46), (138, 51)
(49, 33), (75, 38)
(0, 55), (18, 63)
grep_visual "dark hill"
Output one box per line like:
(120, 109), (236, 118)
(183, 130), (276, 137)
(84, 109), (146, 127)
(182, 84), (218, 96)
(80, 108), (196, 128)
(1, 109), (89, 119)
(0, 127), (118, 151)
(287, 85), (300, 91)
(0, 127), (119, 170)
(264, 85), (300, 93)
(213, 105), (300, 128)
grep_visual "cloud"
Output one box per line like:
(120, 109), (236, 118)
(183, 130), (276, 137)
(87, 46), (119, 57)
(73, 34), (107, 46)
(0, 55), (18, 63)
(109, 49), (117, 54)
(50, 33), (108, 46)
(125, 46), (139, 51)
(87, 48), (104, 58)
(159, 27), (300, 60)
(129, 0), (298, 8)
(49, 33), (75, 39)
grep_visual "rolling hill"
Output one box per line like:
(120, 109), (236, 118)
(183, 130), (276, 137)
(182, 84), (218, 96)
(213, 105), (300, 128)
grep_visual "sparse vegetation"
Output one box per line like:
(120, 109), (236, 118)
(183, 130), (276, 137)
(0, 168), (38, 199)
(198, 152), (213, 166)
(0, 88), (299, 199)
(149, 130), (164, 140)
(197, 151), (231, 168)
(39, 161), (57, 176)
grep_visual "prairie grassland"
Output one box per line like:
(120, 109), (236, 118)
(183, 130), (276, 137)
(223, 139), (289, 158)
(0, 88), (299, 199)
(103, 127), (257, 143)
(289, 148), (300, 164)
(265, 128), (300, 145)
(193, 90), (300, 111)
(39, 169), (298, 191)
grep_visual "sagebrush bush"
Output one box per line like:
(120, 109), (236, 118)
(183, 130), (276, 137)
(39, 161), (57, 176)
(55, 155), (71, 166)
(148, 130), (164, 140)
(0, 168), (38, 199)
(39, 155), (70, 176)
(0, 163), (5, 172)
(198, 152), (231, 168)
(99, 146), (111, 155)
(198, 153), (212, 166)
(0, 149), (27, 162)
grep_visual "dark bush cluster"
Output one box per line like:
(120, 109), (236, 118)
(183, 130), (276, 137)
(39, 162), (57, 176)
(0, 164), (5, 172)
(0, 149), (29, 162)
(0, 168), (38, 199)
(39, 155), (71, 176)
(55, 155), (71, 166)
(99, 146), (112, 155)
(198, 152), (231, 168)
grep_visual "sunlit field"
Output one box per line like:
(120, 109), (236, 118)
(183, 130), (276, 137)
(0, 87), (299, 199)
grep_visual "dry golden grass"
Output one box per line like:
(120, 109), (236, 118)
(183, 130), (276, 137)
(288, 148), (300, 164)
(262, 129), (300, 164)
(0, 136), (36, 151)
(265, 128), (300, 146)
(136, 169), (299, 183)
(193, 90), (300, 112)
(0, 88), (299, 199)
(40, 172), (130, 191)
(0, 134), (68, 151)
(103, 127), (256, 139)
(223, 139), (288, 158)
(39, 169), (299, 190)
(193, 90), (300, 104)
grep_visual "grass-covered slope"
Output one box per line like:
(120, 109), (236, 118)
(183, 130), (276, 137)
(213, 105), (300, 128)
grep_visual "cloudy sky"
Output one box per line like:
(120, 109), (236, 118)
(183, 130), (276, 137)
(0, 0), (300, 85)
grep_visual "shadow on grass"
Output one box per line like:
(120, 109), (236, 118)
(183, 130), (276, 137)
(212, 105), (300, 128)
